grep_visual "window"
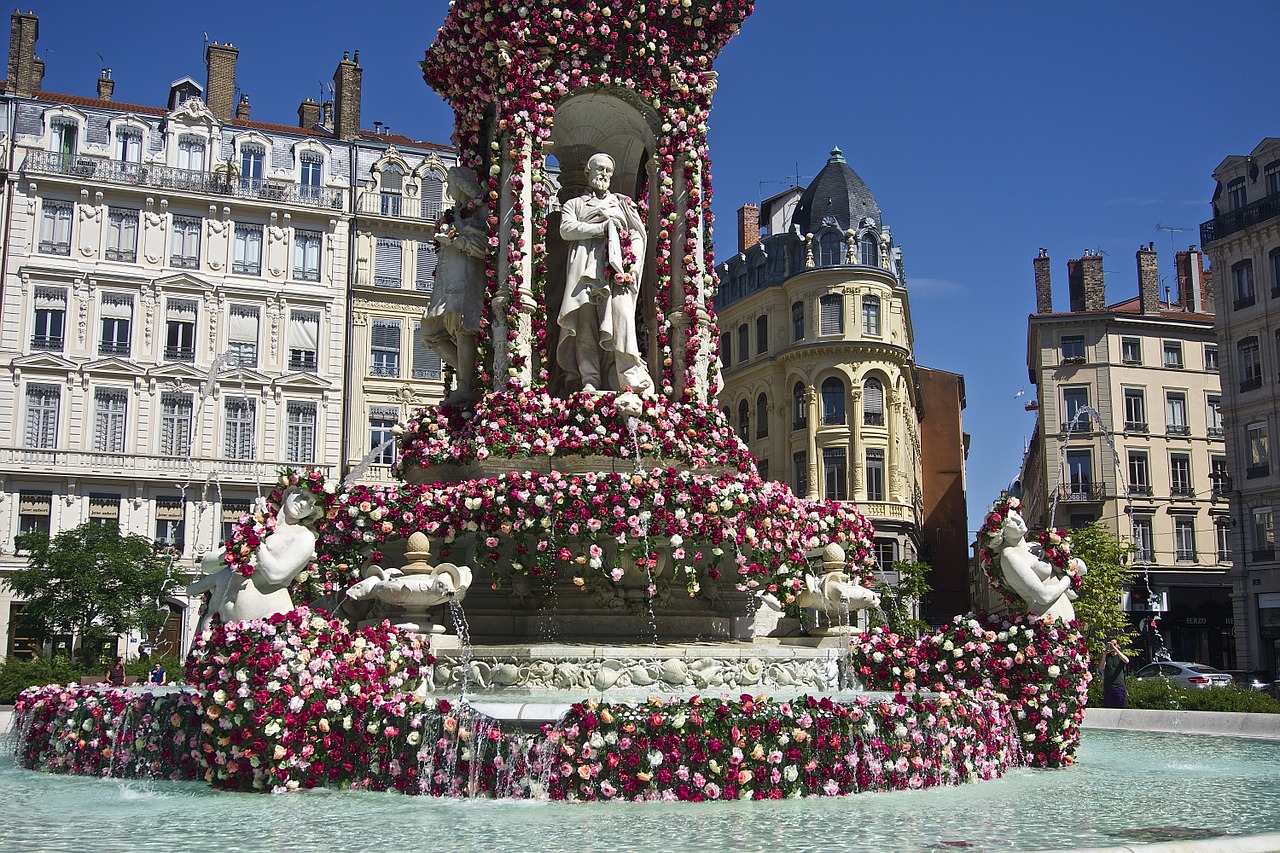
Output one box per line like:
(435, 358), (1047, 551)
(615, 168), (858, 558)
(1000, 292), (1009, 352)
(288, 311), (320, 372)
(1207, 395), (1223, 437)
(165, 299), (197, 361)
(1239, 336), (1262, 391)
(293, 230), (322, 282)
(822, 447), (848, 501)
(859, 232), (879, 267)
(1162, 340), (1184, 369)
(1062, 386), (1089, 432)
(862, 295), (881, 336)
(1066, 449), (1093, 498)
(299, 153), (323, 200)
(863, 377), (885, 426)
(1165, 391), (1189, 436)
(1254, 508), (1275, 558)
(758, 460), (769, 481)
(32, 287), (66, 351)
(1205, 346), (1218, 372)
(92, 388), (127, 454)
(223, 396), (256, 460)
(1211, 456), (1229, 496)
(380, 165), (404, 216)
(1228, 177), (1247, 212)
(88, 494), (120, 526)
(422, 171), (444, 221)
(99, 293), (132, 356)
(412, 321), (442, 379)
(755, 315), (768, 355)
(227, 305), (260, 368)
(819, 294), (843, 335)
(1216, 517), (1232, 564)
(114, 127), (142, 166)
(38, 201), (72, 255)
(170, 216), (201, 268)
(177, 135), (205, 172)
(371, 319), (401, 377)
(416, 241), (437, 292)
(793, 451), (808, 496)
(1061, 335), (1085, 363)
(52, 120), (77, 158)
(821, 377), (845, 425)
(374, 238), (403, 288)
(155, 498), (185, 553)
(1132, 516), (1154, 563)
(1233, 260), (1255, 308)
(755, 393), (769, 439)
(240, 145), (265, 191)
(737, 323), (749, 363)
(793, 382), (807, 429)
(1120, 337), (1141, 365)
(369, 407), (398, 464)
(220, 500), (251, 543)
(720, 329), (731, 367)
(23, 383), (59, 449)
(233, 224), (263, 275)
(1272, 250), (1280, 297)
(1128, 451), (1151, 495)
(791, 301), (804, 342)
(1123, 388), (1147, 432)
(106, 208), (138, 262)
(16, 492), (52, 549)
(1170, 453), (1193, 497)
(159, 393), (192, 457)
(1248, 421), (1270, 478)
(1174, 516), (1196, 562)
(866, 448), (885, 502)
(736, 400), (750, 440)
(285, 401), (316, 464)
(817, 232), (844, 266)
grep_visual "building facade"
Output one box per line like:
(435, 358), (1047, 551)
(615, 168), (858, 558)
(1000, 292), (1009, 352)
(1201, 137), (1280, 674)
(716, 148), (969, 623)
(0, 13), (455, 659)
(1020, 246), (1231, 666)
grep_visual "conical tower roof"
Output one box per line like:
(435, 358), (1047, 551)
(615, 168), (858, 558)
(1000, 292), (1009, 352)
(793, 147), (882, 235)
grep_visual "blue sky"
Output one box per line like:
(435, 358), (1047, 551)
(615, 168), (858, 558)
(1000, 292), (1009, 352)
(21, 0), (1280, 537)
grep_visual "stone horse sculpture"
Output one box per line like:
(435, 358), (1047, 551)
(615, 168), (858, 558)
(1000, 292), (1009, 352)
(187, 487), (321, 634)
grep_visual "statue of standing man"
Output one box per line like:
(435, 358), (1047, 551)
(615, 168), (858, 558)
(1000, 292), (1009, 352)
(422, 166), (488, 406)
(557, 153), (655, 396)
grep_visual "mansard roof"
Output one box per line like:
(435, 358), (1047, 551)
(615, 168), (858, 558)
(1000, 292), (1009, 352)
(793, 147), (881, 236)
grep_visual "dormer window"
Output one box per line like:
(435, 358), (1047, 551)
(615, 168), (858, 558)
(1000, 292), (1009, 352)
(115, 127), (142, 164)
(51, 119), (77, 158)
(859, 232), (879, 266)
(1228, 177), (1248, 212)
(177, 135), (205, 172)
(381, 164), (404, 216)
(240, 144), (265, 191)
(817, 231), (844, 266)
(300, 152), (323, 201)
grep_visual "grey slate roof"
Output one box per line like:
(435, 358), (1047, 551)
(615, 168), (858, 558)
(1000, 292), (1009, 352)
(792, 147), (881, 235)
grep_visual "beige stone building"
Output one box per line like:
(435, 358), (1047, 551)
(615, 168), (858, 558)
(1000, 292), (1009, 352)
(1201, 137), (1280, 674)
(716, 149), (970, 622)
(1019, 246), (1230, 666)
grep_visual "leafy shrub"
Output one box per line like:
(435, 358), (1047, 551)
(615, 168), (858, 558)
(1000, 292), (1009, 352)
(0, 657), (89, 704)
(1122, 678), (1280, 713)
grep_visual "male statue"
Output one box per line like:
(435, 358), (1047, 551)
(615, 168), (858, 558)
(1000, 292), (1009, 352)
(556, 152), (655, 396)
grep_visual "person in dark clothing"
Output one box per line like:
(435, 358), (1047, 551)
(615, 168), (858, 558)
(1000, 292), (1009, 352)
(1102, 638), (1130, 708)
(106, 656), (127, 687)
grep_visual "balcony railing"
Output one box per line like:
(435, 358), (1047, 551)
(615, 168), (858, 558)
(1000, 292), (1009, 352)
(1058, 482), (1105, 502)
(370, 363), (401, 378)
(1170, 485), (1196, 498)
(1167, 425), (1191, 437)
(1248, 464), (1270, 480)
(1208, 427), (1225, 438)
(1253, 547), (1276, 562)
(1241, 376), (1263, 392)
(288, 352), (318, 372)
(1061, 421), (1091, 435)
(21, 151), (344, 210)
(98, 342), (130, 357)
(355, 191), (443, 222)
(1124, 421), (1149, 433)
(30, 335), (63, 351)
(863, 412), (885, 427)
(1202, 190), (1280, 244)
(1129, 484), (1153, 496)
(164, 345), (196, 362)
(0, 446), (334, 480)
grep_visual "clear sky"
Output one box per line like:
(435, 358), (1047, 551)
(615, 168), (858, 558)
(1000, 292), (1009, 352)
(18, 0), (1280, 538)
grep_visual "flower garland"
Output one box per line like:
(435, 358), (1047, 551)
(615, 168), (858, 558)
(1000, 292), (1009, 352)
(977, 495), (1082, 611)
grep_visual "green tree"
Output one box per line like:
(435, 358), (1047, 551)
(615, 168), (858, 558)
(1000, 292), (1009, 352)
(1068, 521), (1134, 662)
(5, 521), (178, 662)
(870, 559), (933, 637)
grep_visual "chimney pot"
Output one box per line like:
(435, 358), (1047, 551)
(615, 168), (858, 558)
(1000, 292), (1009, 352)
(1033, 249), (1053, 314)
(1137, 244), (1160, 315)
(205, 41), (239, 121)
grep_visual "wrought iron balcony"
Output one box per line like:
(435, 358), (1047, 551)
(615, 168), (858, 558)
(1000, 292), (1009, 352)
(164, 345), (196, 362)
(1058, 481), (1104, 502)
(370, 363), (401, 378)
(1248, 464), (1271, 479)
(1208, 427), (1225, 438)
(1202, 190), (1280, 244)
(1167, 425), (1191, 437)
(1170, 486), (1196, 498)
(1129, 484), (1153, 496)
(1061, 420), (1092, 435)
(1241, 376), (1263, 392)
(1124, 421), (1149, 434)
(288, 351), (318, 372)
(21, 151), (344, 210)
(355, 191), (443, 222)
(30, 335), (63, 351)
(98, 342), (131, 357)
(1252, 547), (1276, 562)
(863, 412), (885, 427)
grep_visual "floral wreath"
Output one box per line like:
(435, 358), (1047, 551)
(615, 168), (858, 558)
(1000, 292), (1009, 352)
(977, 495), (1082, 610)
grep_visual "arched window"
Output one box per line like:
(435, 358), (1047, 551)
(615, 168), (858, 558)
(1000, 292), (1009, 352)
(818, 231), (844, 266)
(792, 301), (805, 342)
(859, 232), (879, 266)
(862, 295), (881, 336)
(793, 382), (807, 429)
(755, 315), (768, 355)
(819, 293), (844, 335)
(863, 377), (885, 426)
(737, 400), (750, 440)
(821, 377), (846, 425)
(381, 164), (404, 216)
(756, 393), (769, 438)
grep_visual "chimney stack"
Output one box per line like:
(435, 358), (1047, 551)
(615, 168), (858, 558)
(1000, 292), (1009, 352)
(332, 50), (362, 141)
(7, 11), (40, 98)
(1033, 248), (1053, 314)
(1175, 246), (1209, 314)
(298, 98), (321, 129)
(96, 67), (114, 101)
(737, 203), (759, 254)
(235, 94), (251, 121)
(1068, 251), (1105, 312)
(205, 41), (239, 122)
(1137, 242), (1160, 315)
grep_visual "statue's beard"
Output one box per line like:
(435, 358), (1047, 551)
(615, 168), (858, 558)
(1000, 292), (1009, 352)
(589, 176), (610, 193)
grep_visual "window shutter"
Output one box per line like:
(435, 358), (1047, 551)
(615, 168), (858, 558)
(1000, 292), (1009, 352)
(416, 241), (437, 291)
(820, 295), (843, 334)
(371, 319), (401, 350)
(412, 321), (441, 378)
(93, 388), (128, 453)
(375, 238), (404, 286)
(864, 379), (883, 415)
(422, 173), (444, 219)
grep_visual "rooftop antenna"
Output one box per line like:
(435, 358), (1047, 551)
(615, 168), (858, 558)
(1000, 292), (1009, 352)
(1156, 223), (1191, 256)
(96, 53), (106, 74)
(757, 164), (810, 206)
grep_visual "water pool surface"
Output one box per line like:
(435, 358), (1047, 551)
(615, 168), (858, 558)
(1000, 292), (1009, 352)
(3, 729), (1279, 852)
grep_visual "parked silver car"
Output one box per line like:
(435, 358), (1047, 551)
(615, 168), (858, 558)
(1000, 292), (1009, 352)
(1132, 661), (1234, 688)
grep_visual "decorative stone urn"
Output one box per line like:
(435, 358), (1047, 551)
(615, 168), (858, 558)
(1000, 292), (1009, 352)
(345, 531), (473, 645)
(794, 543), (881, 634)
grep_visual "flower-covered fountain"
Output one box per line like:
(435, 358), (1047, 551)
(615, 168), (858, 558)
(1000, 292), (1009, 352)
(12, 0), (1093, 802)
